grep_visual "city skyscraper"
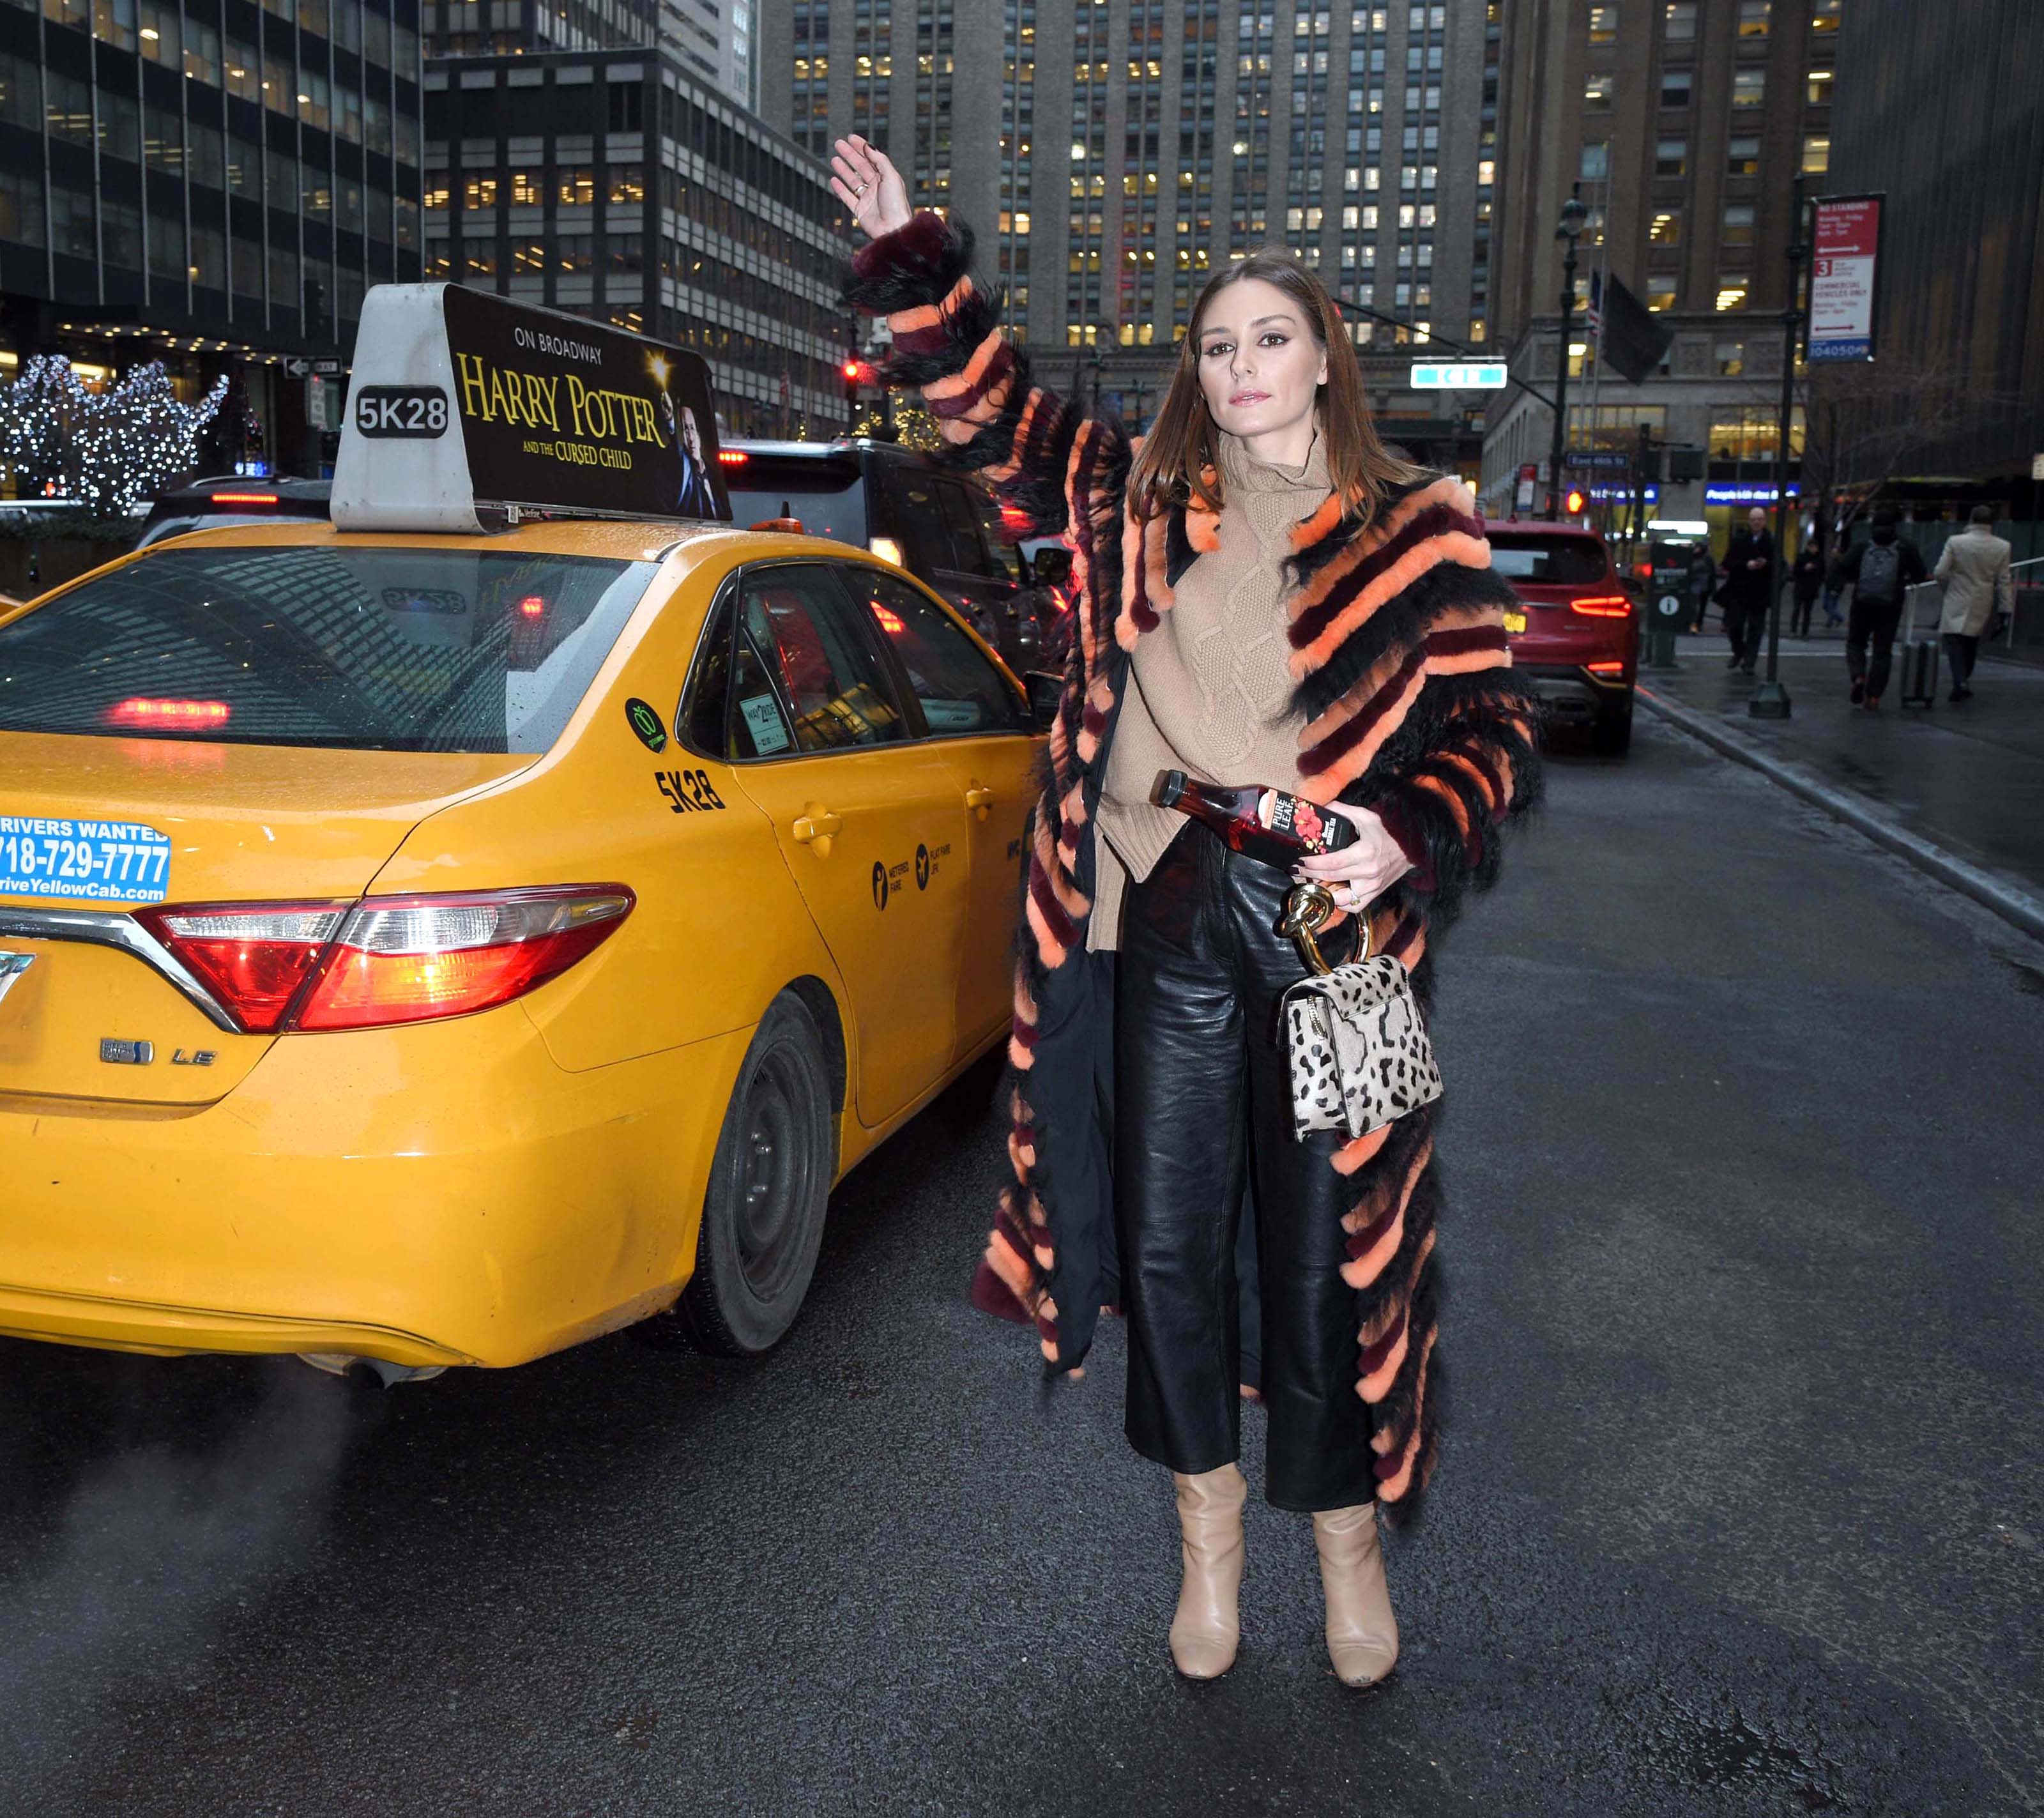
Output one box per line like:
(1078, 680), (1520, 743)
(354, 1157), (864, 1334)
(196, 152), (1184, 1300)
(759, 0), (1499, 465)
(1479, 0), (1840, 528)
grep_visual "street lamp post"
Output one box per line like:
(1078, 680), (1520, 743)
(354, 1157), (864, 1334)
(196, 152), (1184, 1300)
(1750, 172), (1807, 721)
(1546, 188), (1589, 521)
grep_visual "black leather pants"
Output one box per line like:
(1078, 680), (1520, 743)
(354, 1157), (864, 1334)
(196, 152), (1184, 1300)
(1115, 825), (1378, 1511)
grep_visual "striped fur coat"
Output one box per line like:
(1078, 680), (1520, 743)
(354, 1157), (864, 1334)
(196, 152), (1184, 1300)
(845, 215), (1541, 1521)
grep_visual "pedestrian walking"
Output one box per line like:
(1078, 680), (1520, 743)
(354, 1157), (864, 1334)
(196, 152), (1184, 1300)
(835, 135), (1541, 1689)
(1686, 544), (1717, 634)
(1934, 505), (2013, 703)
(1837, 507), (1927, 710)
(1790, 540), (1825, 638)
(1718, 506), (1775, 674)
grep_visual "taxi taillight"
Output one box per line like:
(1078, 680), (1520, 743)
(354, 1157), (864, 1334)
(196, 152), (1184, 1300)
(139, 887), (634, 1034)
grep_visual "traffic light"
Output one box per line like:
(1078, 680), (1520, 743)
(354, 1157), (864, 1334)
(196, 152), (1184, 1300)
(1564, 487), (1587, 517)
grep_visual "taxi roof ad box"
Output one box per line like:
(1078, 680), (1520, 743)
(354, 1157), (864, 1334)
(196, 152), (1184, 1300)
(333, 284), (729, 533)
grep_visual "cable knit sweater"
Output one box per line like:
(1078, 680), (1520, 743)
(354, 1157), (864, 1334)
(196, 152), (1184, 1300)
(1090, 429), (1332, 951)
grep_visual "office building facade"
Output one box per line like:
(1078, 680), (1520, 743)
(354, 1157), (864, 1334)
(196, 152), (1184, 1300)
(759, 0), (1500, 468)
(425, 47), (852, 436)
(0, 0), (427, 472)
(1479, 0), (1840, 533)
(422, 0), (755, 108)
(1826, 0), (2041, 506)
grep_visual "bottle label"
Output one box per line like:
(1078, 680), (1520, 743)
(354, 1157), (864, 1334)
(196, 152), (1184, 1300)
(1257, 788), (1332, 854)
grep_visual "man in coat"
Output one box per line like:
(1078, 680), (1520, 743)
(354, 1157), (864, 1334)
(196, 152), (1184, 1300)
(1935, 505), (2015, 703)
(1718, 505), (1775, 674)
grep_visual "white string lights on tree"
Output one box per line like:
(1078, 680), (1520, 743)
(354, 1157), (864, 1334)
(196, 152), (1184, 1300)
(0, 358), (230, 516)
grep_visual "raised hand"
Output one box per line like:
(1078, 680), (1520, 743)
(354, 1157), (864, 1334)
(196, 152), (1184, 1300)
(830, 135), (912, 241)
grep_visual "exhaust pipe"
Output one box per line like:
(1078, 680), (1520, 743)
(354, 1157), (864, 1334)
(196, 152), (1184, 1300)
(297, 1352), (447, 1386)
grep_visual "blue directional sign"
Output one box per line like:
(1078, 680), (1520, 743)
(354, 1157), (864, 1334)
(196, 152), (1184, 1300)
(1408, 362), (1508, 390)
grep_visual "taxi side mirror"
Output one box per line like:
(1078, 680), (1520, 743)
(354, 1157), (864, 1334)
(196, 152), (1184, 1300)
(1025, 670), (1062, 733)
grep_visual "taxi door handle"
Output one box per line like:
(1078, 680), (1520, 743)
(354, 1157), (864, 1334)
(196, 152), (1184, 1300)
(964, 784), (994, 820)
(791, 806), (843, 857)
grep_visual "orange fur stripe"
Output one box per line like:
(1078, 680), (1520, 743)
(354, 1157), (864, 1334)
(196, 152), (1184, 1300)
(1373, 1329), (1436, 1501)
(1023, 890), (1069, 971)
(886, 272), (975, 335)
(1187, 502), (1221, 551)
(984, 389), (1045, 482)
(924, 326), (1006, 402)
(1288, 489), (1346, 551)
(1426, 639), (1513, 677)
(1360, 1322), (1408, 1403)
(1331, 1124), (1392, 1176)
(1413, 769), (1472, 838)
(1437, 747), (1499, 813)
(1287, 476), (1457, 620)
(1033, 812), (1089, 920)
(1339, 1136), (1432, 1290)
(1287, 529), (1491, 679)
(1360, 1225), (1436, 1349)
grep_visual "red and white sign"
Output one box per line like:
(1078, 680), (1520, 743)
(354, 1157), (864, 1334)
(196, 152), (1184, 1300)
(1808, 194), (1882, 363)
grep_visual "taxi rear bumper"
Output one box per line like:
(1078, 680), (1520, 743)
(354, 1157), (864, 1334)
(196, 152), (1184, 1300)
(0, 1009), (749, 1369)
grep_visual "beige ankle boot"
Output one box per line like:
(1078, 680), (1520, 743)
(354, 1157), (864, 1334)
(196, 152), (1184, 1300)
(1313, 1502), (1399, 1686)
(1168, 1463), (1247, 1679)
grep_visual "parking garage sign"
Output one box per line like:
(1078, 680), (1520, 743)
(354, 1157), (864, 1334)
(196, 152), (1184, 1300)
(1807, 194), (1883, 363)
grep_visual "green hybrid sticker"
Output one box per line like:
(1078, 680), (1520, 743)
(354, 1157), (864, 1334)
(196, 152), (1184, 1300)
(625, 698), (668, 753)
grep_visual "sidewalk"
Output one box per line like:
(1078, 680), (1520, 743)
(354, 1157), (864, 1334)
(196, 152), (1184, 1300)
(1635, 629), (2044, 912)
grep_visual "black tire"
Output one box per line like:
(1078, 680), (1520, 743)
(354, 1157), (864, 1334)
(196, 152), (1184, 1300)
(675, 993), (835, 1357)
(1592, 694), (1634, 756)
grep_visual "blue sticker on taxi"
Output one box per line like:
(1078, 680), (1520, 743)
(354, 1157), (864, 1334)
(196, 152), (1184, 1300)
(0, 814), (173, 904)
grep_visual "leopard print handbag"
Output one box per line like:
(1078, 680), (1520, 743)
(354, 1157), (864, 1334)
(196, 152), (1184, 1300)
(1277, 883), (1443, 1141)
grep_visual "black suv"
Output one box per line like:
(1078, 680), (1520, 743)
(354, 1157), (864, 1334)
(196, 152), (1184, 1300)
(722, 438), (1064, 675)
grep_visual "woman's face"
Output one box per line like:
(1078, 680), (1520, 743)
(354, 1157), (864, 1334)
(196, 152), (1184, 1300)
(1193, 275), (1329, 445)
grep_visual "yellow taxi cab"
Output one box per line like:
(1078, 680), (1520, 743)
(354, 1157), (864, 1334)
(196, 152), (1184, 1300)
(0, 285), (1040, 1377)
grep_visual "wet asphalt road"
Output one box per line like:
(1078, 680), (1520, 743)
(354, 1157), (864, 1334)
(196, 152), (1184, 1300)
(3, 714), (2041, 1817)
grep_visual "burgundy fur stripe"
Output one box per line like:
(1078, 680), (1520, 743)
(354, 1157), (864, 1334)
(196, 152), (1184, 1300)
(1011, 1016), (1039, 1051)
(1298, 643), (1426, 775)
(1288, 501), (1485, 654)
(1427, 623), (1509, 661)
(1346, 1195), (1403, 1263)
(1374, 791), (1435, 888)
(970, 1258), (1033, 1325)
(1359, 1302), (1408, 1378)
(1027, 858), (1078, 951)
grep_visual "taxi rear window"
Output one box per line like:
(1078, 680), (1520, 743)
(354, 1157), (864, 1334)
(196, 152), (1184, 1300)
(726, 454), (867, 545)
(0, 546), (658, 754)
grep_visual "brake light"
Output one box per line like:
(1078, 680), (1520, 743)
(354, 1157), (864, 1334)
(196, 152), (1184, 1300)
(107, 697), (232, 729)
(1586, 660), (1627, 676)
(139, 902), (349, 1033)
(1569, 595), (1633, 618)
(294, 887), (634, 1031)
(718, 448), (749, 466)
(209, 491), (278, 505)
(139, 887), (632, 1034)
(871, 602), (906, 634)
(517, 594), (546, 618)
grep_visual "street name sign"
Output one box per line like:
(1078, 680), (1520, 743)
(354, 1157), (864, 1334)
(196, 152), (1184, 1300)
(1408, 361), (1507, 390)
(1566, 450), (1631, 471)
(1808, 194), (1883, 363)
(333, 284), (728, 533)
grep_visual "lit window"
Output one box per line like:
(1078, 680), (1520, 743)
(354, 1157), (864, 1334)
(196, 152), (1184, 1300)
(1807, 66), (1833, 105)
(1584, 72), (1613, 106)
(1737, 0), (1769, 35)
(1646, 282), (1675, 312)
(1733, 69), (1765, 107)
(1588, 4), (1618, 43)
(1727, 136), (1760, 176)
(1715, 339), (1744, 376)
(1716, 277), (1748, 312)
(1801, 135), (1829, 174)
(1663, 0), (1696, 38)
(1649, 210), (1681, 244)
(1810, 0), (1840, 30)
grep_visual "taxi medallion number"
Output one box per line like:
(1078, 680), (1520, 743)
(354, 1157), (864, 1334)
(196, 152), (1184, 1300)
(353, 386), (451, 439)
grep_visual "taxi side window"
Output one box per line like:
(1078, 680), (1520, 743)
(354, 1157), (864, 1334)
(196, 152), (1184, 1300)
(850, 568), (1030, 737)
(739, 565), (906, 753)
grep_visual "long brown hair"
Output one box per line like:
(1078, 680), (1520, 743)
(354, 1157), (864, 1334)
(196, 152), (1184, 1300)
(1125, 250), (1418, 526)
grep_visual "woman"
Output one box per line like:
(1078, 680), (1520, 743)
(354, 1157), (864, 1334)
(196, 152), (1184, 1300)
(833, 137), (1539, 1686)
(1791, 540), (1825, 639)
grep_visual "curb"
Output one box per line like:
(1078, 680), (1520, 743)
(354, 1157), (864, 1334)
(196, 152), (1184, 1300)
(1634, 684), (2044, 947)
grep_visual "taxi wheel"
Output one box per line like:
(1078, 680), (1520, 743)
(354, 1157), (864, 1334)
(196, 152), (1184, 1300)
(677, 993), (834, 1357)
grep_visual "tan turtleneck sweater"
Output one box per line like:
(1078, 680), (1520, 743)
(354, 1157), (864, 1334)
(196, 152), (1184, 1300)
(1089, 428), (1329, 951)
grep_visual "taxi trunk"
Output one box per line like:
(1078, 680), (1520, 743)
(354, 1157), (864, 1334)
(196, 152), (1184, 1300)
(0, 737), (527, 1104)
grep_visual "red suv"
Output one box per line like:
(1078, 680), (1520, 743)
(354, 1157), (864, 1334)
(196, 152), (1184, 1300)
(1487, 523), (1638, 755)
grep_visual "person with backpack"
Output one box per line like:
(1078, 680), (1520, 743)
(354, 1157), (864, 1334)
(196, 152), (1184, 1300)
(1836, 508), (1928, 710)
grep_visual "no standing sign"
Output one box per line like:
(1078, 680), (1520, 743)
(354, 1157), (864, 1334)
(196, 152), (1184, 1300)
(1806, 194), (1884, 364)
